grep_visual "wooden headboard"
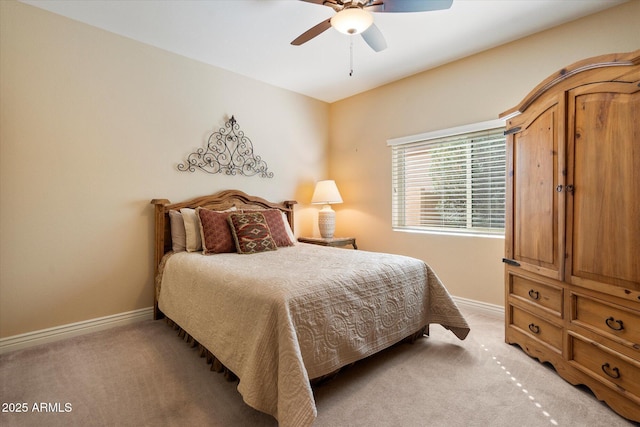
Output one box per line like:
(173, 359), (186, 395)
(150, 189), (297, 317)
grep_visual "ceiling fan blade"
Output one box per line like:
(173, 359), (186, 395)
(366, 0), (453, 13)
(298, 0), (343, 11)
(361, 23), (387, 52)
(291, 18), (333, 46)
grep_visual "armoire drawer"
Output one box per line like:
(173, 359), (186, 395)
(511, 306), (563, 351)
(572, 293), (640, 350)
(509, 273), (563, 317)
(570, 334), (640, 400)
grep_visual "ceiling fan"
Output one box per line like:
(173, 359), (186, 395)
(291, 0), (454, 52)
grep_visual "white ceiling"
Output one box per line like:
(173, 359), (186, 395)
(22, 0), (626, 103)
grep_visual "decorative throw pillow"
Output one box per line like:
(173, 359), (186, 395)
(227, 212), (277, 254)
(180, 208), (202, 252)
(197, 208), (236, 254)
(242, 209), (294, 247)
(169, 210), (186, 252)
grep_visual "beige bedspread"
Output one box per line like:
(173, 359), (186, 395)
(158, 243), (470, 427)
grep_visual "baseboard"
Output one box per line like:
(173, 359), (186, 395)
(0, 297), (500, 354)
(452, 296), (504, 318)
(0, 307), (154, 355)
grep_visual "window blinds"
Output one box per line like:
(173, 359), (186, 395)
(391, 126), (506, 235)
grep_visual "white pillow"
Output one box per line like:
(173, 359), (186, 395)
(169, 210), (186, 252)
(281, 211), (296, 244)
(180, 208), (202, 252)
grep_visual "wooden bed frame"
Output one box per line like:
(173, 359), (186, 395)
(150, 189), (297, 319)
(148, 190), (466, 424)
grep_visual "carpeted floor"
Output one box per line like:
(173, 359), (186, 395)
(0, 306), (636, 426)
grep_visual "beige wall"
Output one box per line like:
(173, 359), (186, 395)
(0, 1), (329, 337)
(2, 1), (638, 339)
(328, 1), (640, 307)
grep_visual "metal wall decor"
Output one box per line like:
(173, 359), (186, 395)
(177, 115), (273, 178)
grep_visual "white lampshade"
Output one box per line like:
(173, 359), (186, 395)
(330, 8), (373, 35)
(311, 180), (343, 238)
(311, 180), (343, 205)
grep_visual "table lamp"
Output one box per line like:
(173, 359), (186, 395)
(311, 180), (343, 238)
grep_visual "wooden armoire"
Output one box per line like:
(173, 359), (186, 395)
(501, 50), (640, 422)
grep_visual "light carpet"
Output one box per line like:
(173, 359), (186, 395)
(0, 306), (636, 426)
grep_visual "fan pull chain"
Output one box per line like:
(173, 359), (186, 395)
(349, 37), (354, 77)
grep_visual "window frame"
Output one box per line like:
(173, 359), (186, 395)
(388, 119), (506, 238)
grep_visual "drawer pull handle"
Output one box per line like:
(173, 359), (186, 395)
(528, 289), (540, 300)
(528, 323), (540, 334)
(605, 317), (624, 331)
(601, 363), (621, 379)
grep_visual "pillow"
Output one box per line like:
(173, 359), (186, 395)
(241, 209), (294, 247)
(180, 206), (236, 252)
(169, 210), (186, 252)
(197, 208), (236, 254)
(227, 212), (277, 254)
(281, 211), (296, 244)
(180, 208), (202, 252)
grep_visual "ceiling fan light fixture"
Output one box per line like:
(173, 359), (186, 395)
(330, 8), (373, 35)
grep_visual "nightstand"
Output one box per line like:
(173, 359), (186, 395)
(297, 236), (358, 250)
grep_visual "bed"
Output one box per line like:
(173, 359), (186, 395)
(151, 189), (470, 427)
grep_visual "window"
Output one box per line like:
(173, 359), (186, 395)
(389, 120), (506, 236)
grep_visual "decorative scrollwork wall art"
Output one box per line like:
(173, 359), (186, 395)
(177, 115), (273, 178)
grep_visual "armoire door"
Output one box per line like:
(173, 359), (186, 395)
(504, 94), (565, 281)
(566, 81), (640, 294)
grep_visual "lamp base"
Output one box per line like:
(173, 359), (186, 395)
(318, 205), (336, 238)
